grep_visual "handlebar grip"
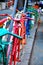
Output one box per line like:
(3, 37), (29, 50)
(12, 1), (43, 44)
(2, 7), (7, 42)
(0, 14), (8, 16)
(0, 18), (7, 25)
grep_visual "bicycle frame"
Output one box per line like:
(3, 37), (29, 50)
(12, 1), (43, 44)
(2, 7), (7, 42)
(0, 13), (34, 65)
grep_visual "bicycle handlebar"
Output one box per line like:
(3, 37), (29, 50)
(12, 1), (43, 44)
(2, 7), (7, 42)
(0, 14), (34, 25)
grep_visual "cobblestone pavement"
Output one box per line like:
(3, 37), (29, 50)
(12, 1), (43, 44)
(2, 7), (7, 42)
(30, 21), (43, 65)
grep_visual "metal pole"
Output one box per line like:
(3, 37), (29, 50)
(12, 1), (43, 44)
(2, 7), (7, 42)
(7, 0), (18, 41)
(23, 0), (27, 13)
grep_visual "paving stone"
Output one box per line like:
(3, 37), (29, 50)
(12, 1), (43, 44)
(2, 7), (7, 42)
(0, 9), (12, 14)
(30, 21), (43, 65)
(17, 60), (28, 65)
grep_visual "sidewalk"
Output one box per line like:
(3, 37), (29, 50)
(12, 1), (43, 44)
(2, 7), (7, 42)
(29, 22), (43, 65)
(0, 9), (12, 14)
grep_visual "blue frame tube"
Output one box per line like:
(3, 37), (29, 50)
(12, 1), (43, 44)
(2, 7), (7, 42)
(23, 0), (27, 13)
(7, 0), (18, 41)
